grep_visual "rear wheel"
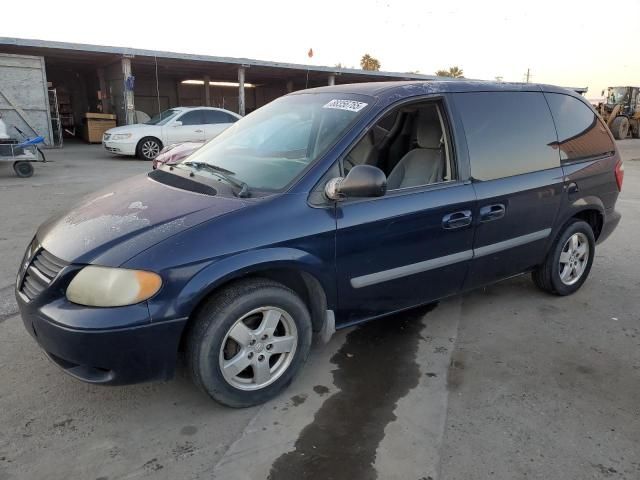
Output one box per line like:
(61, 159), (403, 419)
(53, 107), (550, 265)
(611, 116), (629, 140)
(136, 137), (162, 160)
(13, 161), (34, 178)
(186, 278), (312, 407)
(532, 220), (595, 296)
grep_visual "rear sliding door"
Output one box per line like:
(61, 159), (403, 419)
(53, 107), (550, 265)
(452, 91), (563, 288)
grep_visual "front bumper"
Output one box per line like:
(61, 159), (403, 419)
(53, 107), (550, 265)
(102, 140), (137, 156)
(18, 295), (187, 385)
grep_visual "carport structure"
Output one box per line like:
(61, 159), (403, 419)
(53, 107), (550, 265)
(0, 37), (435, 131)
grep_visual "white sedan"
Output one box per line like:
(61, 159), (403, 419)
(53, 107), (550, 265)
(102, 107), (241, 160)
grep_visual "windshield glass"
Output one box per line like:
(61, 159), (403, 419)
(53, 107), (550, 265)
(180, 93), (372, 191)
(146, 109), (180, 125)
(607, 87), (629, 105)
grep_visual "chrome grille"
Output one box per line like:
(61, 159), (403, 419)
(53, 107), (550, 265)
(20, 248), (67, 301)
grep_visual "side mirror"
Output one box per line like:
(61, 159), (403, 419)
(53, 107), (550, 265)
(172, 121), (183, 127)
(325, 164), (387, 201)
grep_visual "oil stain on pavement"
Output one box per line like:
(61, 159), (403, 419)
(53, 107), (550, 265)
(268, 304), (437, 480)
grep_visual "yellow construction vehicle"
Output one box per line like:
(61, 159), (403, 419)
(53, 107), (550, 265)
(597, 86), (640, 139)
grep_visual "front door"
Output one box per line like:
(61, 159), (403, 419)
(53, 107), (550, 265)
(164, 110), (206, 144)
(333, 99), (476, 324)
(335, 183), (477, 324)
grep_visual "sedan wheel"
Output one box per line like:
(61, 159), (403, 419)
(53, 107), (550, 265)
(138, 138), (161, 160)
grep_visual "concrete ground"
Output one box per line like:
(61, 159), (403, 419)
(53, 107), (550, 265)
(0, 140), (638, 480)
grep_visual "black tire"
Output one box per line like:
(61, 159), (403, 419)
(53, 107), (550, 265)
(136, 137), (162, 160)
(13, 161), (34, 178)
(611, 116), (629, 140)
(631, 120), (640, 139)
(186, 278), (312, 408)
(532, 220), (595, 296)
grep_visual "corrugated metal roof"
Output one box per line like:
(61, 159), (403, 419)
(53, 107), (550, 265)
(0, 37), (437, 81)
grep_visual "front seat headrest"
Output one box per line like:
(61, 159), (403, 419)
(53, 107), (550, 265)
(416, 107), (442, 149)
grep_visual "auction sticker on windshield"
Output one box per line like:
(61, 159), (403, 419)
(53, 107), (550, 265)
(323, 99), (368, 112)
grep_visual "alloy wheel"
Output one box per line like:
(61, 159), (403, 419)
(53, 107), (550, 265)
(558, 232), (589, 286)
(141, 140), (160, 159)
(219, 307), (298, 391)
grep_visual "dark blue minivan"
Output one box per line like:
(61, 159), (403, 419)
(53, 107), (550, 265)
(16, 81), (623, 407)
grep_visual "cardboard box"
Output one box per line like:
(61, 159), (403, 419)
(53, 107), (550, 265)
(83, 113), (116, 143)
(85, 112), (116, 120)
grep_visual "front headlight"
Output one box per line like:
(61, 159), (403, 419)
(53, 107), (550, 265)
(111, 133), (132, 140)
(66, 266), (162, 307)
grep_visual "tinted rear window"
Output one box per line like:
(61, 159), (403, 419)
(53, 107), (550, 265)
(545, 93), (615, 162)
(204, 110), (237, 124)
(455, 92), (560, 181)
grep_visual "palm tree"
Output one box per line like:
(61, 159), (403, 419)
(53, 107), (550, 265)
(448, 66), (464, 78)
(435, 66), (464, 78)
(360, 54), (381, 71)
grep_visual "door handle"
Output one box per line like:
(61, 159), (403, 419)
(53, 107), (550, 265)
(442, 210), (472, 230)
(194, 129), (204, 133)
(479, 203), (506, 222)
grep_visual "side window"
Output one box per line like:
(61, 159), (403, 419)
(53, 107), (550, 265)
(203, 110), (237, 124)
(545, 93), (615, 162)
(455, 92), (559, 181)
(178, 110), (204, 126)
(225, 113), (239, 123)
(342, 102), (454, 191)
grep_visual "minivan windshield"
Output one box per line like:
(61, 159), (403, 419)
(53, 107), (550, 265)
(146, 109), (180, 125)
(180, 93), (372, 191)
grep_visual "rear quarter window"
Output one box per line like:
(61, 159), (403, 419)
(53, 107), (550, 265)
(544, 93), (615, 162)
(204, 110), (238, 124)
(455, 91), (560, 181)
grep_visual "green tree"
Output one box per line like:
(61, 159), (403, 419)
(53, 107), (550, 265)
(435, 66), (464, 78)
(360, 54), (381, 71)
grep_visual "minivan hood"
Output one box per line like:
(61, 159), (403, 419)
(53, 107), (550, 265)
(37, 173), (249, 266)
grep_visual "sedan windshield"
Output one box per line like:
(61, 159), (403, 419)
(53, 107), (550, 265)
(146, 109), (180, 125)
(180, 93), (372, 191)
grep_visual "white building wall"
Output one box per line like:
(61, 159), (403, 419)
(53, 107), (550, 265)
(0, 53), (52, 145)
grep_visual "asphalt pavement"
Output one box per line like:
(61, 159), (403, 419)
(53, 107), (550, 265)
(0, 139), (638, 480)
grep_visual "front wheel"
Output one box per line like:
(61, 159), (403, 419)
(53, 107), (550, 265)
(532, 220), (595, 295)
(186, 279), (312, 407)
(611, 116), (629, 140)
(136, 137), (162, 160)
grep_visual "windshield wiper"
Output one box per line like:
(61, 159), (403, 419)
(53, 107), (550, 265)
(183, 161), (250, 198)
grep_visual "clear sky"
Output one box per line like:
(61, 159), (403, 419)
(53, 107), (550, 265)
(3, 0), (638, 100)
